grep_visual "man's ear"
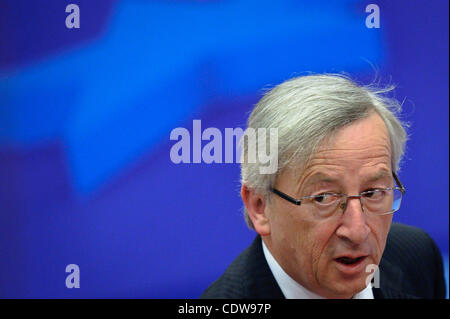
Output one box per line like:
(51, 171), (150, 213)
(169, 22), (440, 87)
(241, 185), (270, 236)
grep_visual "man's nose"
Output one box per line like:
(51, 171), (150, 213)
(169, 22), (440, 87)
(335, 196), (370, 245)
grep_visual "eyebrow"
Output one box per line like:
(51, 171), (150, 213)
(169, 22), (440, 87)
(297, 172), (338, 194)
(304, 173), (337, 186)
(298, 169), (392, 194)
(364, 170), (392, 183)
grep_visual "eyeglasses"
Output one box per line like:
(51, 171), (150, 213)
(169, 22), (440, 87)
(271, 172), (405, 218)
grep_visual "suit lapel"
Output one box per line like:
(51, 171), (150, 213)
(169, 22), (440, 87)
(244, 236), (285, 299)
(373, 256), (420, 299)
(373, 286), (419, 299)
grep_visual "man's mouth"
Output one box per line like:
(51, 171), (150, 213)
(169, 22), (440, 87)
(335, 256), (367, 266)
(333, 255), (369, 275)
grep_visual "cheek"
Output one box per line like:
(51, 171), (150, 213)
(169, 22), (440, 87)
(312, 223), (338, 263)
(269, 200), (337, 272)
(364, 214), (393, 263)
(269, 198), (299, 235)
(374, 215), (393, 254)
(294, 219), (337, 270)
(269, 200), (310, 254)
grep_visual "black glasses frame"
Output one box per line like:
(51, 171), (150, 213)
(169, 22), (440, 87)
(271, 172), (406, 207)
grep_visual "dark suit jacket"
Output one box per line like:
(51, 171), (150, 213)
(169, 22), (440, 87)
(200, 223), (446, 299)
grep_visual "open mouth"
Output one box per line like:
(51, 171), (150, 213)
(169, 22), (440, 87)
(335, 256), (366, 265)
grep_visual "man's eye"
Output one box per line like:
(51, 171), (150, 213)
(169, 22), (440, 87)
(363, 189), (385, 199)
(363, 190), (375, 198)
(314, 193), (337, 204)
(314, 195), (325, 202)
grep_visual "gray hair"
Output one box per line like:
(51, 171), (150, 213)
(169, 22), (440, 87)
(241, 74), (408, 230)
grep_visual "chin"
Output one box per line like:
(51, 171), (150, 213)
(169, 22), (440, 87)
(341, 278), (367, 297)
(320, 272), (367, 299)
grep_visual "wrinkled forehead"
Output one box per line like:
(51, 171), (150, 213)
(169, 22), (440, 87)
(320, 112), (392, 154)
(277, 113), (393, 188)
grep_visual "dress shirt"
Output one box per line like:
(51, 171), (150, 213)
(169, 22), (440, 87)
(262, 240), (374, 299)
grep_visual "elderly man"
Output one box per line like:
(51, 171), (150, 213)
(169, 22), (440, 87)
(201, 74), (446, 299)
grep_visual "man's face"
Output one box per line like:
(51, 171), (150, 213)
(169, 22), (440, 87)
(265, 112), (393, 298)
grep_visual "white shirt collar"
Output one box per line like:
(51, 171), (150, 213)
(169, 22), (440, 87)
(261, 240), (374, 299)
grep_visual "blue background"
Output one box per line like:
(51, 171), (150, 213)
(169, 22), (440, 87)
(0, 0), (448, 298)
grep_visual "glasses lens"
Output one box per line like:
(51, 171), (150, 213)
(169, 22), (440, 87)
(391, 188), (403, 213)
(311, 194), (341, 218)
(362, 188), (403, 215)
